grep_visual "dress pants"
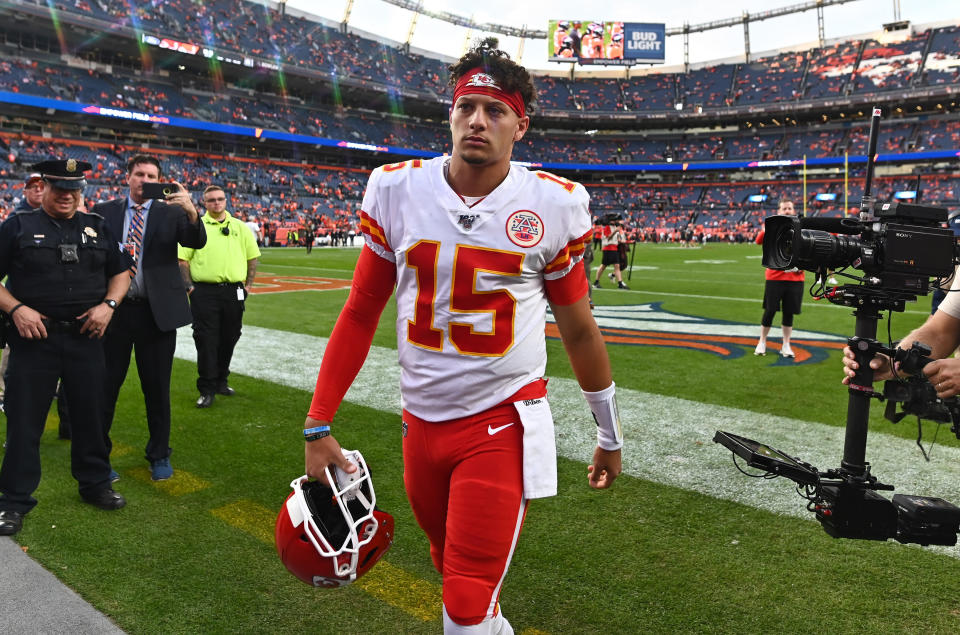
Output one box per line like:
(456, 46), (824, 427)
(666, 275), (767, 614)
(0, 328), (112, 513)
(103, 301), (176, 463)
(190, 283), (244, 396)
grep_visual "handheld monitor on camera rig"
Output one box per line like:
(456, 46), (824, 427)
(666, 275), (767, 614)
(714, 107), (960, 546)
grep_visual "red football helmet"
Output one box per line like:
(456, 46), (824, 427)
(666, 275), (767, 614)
(275, 450), (394, 587)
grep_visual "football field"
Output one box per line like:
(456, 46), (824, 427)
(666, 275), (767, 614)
(9, 243), (960, 634)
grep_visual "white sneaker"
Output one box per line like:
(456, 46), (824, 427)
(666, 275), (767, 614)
(827, 277), (839, 285)
(754, 342), (766, 356)
(780, 343), (795, 358)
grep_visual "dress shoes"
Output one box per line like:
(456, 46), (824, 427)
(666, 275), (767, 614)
(217, 385), (235, 397)
(196, 394), (215, 408)
(0, 510), (24, 536)
(81, 488), (126, 510)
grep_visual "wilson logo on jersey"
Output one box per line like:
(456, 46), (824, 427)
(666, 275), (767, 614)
(466, 72), (500, 90)
(545, 303), (846, 365)
(506, 210), (544, 248)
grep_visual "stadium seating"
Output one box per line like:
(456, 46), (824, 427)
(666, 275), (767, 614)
(9, 0), (958, 115)
(2, 1), (959, 240)
(922, 25), (960, 86)
(852, 32), (929, 93)
(733, 52), (806, 105)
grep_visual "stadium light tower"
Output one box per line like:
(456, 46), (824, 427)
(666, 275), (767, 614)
(342, 0), (355, 30)
(405, 10), (418, 52)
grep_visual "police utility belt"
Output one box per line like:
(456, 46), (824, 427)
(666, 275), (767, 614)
(42, 318), (88, 336)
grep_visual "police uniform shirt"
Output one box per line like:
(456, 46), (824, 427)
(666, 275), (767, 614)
(0, 210), (131, 321)
(177, 212), (260, 283)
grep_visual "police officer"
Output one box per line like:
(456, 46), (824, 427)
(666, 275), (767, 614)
(0, 159), (132, 536)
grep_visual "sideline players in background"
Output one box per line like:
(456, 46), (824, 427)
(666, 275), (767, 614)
(299, 38), (622, 634)
(0, 160), (131, 536)
(94, 155), (205, 481)
(754, 199), (803, 358)
(179, 185), (260, 409)
(593, 216), (628, 289)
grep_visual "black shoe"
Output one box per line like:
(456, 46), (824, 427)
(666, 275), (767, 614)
(618, 282), (629, 290)
(593, 280), (601, 289)
(81, 489), (126, 510)
(196, 394), (215, 409)
(0, 510), (24, 535)
(217, 385), (235, 397)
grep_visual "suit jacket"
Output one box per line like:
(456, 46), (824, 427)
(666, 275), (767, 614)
(94, 198), (207, 332)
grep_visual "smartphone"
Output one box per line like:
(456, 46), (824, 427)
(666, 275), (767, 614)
(141, 182), (179, 199)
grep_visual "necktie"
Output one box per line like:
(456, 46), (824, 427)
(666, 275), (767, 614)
(129, 204), (145, 277)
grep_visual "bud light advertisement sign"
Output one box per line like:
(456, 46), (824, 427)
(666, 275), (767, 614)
(548, 20), (665, 65)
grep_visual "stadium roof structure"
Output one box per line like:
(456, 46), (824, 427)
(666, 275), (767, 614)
(374, 0), (860, 65)
(380, 0), (856, 38)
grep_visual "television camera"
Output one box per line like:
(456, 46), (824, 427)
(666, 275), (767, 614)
(715, 107), (960, 546)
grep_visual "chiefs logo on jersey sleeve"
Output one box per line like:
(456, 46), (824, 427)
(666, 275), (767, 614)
(505, 210), (544, 248)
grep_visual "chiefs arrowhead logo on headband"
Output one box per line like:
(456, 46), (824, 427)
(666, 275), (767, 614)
(453, 67), (526, 119)
(465, 72), (500, 90)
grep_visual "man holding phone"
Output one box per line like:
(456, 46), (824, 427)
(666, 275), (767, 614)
(92, 155), (205, 482)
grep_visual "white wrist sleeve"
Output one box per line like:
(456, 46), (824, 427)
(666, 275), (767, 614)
(582, 382), (624, 451)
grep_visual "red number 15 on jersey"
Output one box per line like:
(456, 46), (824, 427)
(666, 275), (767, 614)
(406, 241), (524, 357)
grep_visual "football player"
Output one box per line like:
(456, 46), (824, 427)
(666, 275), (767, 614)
(553, 20), (570, 56)
(607, 32), (625, 60)
(301, 38), (623, 634)
(581, 22), (605, 59)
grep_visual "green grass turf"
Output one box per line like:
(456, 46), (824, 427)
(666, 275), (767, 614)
(6, 243), (960, 634)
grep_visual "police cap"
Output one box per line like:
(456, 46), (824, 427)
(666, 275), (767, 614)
(29, 159), (92, 191)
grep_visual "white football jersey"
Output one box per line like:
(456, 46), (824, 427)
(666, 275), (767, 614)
(360, 157), (591, 421)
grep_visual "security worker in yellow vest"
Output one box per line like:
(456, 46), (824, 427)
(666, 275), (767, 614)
(0, 159), (133, 536)
(178, 185), (260, 409)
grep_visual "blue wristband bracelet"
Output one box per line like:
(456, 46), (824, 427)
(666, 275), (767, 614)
(303, 425), (331, 442)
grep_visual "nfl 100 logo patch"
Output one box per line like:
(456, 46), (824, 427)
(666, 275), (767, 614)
(505, 210), (544, 248)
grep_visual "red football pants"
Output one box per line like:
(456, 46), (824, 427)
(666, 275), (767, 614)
(402, 404), (528, 626)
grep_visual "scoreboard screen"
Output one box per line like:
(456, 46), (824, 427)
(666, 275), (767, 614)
(548, 20), (665, 65)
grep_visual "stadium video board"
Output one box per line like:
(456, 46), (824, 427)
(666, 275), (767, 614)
(548, 20), (665, 65)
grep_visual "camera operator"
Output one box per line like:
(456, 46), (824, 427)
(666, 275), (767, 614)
(842, 277), (960, 398)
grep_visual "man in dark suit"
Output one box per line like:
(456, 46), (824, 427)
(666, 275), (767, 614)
(93, 155), (206, 481)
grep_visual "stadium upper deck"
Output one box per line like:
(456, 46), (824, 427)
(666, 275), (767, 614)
(1, 0), (958, 120)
